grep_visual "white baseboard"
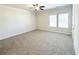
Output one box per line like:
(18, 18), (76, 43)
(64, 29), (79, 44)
(0, 29), (36, 40)
(0, 28), (71, 40)
(37, 28), (72, 35)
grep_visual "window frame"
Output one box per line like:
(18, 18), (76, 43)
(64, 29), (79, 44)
(49, 12), (69, 29)
(57, 13), (69, 29)
(49, 14), (57, 27)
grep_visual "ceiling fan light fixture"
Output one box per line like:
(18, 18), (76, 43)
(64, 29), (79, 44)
(35, 7), (39, 11)
(33, 4), (45, 11)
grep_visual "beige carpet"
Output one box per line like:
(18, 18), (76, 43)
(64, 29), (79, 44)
(0, 30), (75, 55)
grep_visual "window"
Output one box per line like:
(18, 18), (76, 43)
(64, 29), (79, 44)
(49, 15), (57, 27)
(58, 13), (68, 28)
(49, 13), (69, 28)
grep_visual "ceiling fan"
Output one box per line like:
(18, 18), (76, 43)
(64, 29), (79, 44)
(33, 4), (45, 11)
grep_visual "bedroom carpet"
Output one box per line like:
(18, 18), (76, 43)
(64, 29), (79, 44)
(0, 30), (75, 55)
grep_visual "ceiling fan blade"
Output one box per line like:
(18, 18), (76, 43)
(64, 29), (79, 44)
(33, 4), (35, 6)
(39, 6), (44, 10)
(40, 6), (45, 8)
(40, 8), (44, 10)
(33, 4), (39, 7)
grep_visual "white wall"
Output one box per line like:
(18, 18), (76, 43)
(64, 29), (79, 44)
(72, 4), (79, 55)
(0, 5), (36, 40)
(36, 5), (72, 34)
(0, 5), (72, 40)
